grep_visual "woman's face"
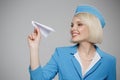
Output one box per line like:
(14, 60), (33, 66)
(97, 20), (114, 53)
(70, 16), (89, 43)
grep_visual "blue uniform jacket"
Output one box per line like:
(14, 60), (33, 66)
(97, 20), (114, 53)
(29, 45), (116, 80)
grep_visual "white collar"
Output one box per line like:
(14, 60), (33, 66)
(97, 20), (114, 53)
(74, 51), (101, 77)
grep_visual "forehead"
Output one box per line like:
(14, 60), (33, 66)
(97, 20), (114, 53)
(72, 16), (84, 23)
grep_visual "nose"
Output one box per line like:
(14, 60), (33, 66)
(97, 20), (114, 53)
(71, 25), (77, 31)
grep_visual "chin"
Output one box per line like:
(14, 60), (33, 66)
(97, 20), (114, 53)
(71, 39), (80, 43)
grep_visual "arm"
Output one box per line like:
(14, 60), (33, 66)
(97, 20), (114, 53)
(28, 27), (41, 70)
(107, 57), (116, 80)
(29, 48), (59, 80)
(28, 27), (58, 80)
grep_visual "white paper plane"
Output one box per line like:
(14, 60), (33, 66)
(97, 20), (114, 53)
(32, 21), (55, 38)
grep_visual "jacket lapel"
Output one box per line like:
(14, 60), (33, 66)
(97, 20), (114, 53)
(84, 45), (104, 78)
(71, 56), (83, 79)
(69, 44), (83, 79)
(84, 59), (102, 78)
(68, 44), (104, 79)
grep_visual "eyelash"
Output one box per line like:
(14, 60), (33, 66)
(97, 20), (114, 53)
(78, 23), (83, 26)
(71, 24), (73, 27)
(71, 23), (83, 27)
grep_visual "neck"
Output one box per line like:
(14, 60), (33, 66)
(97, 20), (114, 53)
(78, 42), (95, 55)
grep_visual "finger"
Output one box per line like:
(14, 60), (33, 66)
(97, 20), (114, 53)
(34, 27), (37, 33)
(32, 33), (37, 40)
(34, 27), (40, 35)
(28, 34), (33, 41)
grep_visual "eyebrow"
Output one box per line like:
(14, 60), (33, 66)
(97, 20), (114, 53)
(71, 21), (83, 24)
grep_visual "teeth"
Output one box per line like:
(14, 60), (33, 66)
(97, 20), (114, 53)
(73, 34), (78, 36)
(72, 33), (79, 37)
(71, 31), (79, 37)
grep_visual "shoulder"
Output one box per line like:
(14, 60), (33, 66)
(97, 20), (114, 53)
(51, 45), (77, 60)
(56, 44), (77, 52)
(53, 44), (77, 56)
(97, 46), (116, 62)
(102, 51), (116, 62)
(56, 45), (75, 50)
(95, 45), (116, 63)
(101, 51), (116, 72)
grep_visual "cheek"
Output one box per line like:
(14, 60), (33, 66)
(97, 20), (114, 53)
(79, 27), (89, 37)
(78, 28), (85, 34)
(78, 26), (85, 32)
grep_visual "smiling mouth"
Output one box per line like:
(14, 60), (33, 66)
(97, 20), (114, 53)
(71, 32), (80, 37)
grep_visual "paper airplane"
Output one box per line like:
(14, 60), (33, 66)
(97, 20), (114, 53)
(32, 21), (55, 38)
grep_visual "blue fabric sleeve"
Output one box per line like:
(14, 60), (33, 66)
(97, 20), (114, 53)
(29, 48), (59, 80)
(107, 57), (116, 80)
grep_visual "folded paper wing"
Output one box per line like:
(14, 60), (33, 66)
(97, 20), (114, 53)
(32, 21), (55, 38)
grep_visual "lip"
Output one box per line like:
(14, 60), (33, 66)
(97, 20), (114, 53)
(71, 31), (80, 37)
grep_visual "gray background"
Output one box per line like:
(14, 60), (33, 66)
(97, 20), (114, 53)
(0, 0), (120, 80)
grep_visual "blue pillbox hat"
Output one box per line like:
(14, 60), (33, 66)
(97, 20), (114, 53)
(75, 5), (105, 28)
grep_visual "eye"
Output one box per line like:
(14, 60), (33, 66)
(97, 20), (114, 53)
(78, 23), (83, 26)
(71, 23), (74, 27)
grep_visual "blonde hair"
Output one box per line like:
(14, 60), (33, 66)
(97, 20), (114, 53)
(74, 13), (103, 44)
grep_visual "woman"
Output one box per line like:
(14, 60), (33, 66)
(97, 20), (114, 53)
(28, 5), (116, 80)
